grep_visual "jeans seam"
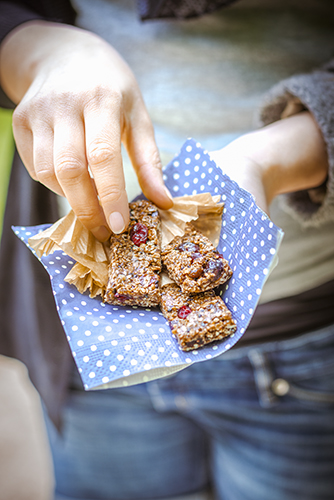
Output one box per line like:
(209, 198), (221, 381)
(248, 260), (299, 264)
(287, 383), (334, 404)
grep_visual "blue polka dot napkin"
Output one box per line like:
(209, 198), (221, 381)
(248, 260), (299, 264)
(13, 139), (283, 390)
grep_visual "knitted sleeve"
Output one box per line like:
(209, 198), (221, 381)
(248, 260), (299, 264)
(258, 61), (334, 227)
(136, 0), (238, 20)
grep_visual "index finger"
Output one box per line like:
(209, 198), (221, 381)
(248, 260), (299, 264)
(84, 105), (129, 234)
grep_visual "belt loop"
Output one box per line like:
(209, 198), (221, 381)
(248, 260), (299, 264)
(248, 348), (278, 407)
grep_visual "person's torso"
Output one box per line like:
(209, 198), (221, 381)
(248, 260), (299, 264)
(72, 0), (334, 303)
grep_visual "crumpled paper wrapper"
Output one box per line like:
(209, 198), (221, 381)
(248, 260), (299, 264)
(28, 192), (224, 298)
(13, 138), (283, 391)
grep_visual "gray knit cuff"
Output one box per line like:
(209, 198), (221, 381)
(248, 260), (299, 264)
(258, 67), (334, 228)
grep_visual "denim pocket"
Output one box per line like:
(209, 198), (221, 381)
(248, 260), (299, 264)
(268, 325), (334, 407)
(271, 377), (334, 405)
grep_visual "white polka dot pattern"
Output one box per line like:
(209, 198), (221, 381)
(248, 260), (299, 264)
(13, 138), (283, 390)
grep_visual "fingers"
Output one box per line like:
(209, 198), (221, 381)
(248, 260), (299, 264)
(84, 104), (129, 234)
(53, 119), (111, 241)
(125, 96), (173, 210)
(12, 111), (35, 180)
(13, 100), (130, 239)
(34, 125), (65, 197)
(13, 89), (172, 241)
(13, 110), (65, 197)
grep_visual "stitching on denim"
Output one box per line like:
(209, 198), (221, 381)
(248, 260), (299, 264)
(288, 384), (334, 404)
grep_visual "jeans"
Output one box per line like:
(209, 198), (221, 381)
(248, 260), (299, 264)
(48, 324), (334, 500)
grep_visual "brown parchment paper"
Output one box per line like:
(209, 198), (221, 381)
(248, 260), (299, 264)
(28, 193), (224, 298)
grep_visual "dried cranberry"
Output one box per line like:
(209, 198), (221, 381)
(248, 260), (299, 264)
(130, 223), (148, 246)
(114, 292), (130, 302)
(177, 242), (199, 252)
(191, 251), (202, 262)
(205, 259), (223, 282)
(178, 305), (192, 319)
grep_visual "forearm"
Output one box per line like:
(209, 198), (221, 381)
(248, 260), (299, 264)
(256, 60), (334, 226)
(210, 111), (328, 214)
(0, 1), (44, 51)
(240, 111), (328, 205)
(0, 1), (76, 108)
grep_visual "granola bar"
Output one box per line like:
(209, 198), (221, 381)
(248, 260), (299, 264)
(160, 283), (236, 351)
(105, 200), (161, 307)
(161, 223), (232, 294)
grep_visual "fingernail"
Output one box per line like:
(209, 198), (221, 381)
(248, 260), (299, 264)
(91, 225), (111, 241)
(164, 186), (173, 203)
(109, 212), (125, 234)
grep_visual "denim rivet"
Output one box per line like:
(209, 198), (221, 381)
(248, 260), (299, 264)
(272, 378), (290, 396)
(174, 395), (188, 410)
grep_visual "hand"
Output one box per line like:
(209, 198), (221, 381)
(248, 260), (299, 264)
(0, 21), (173, 240)
(210, 112), (328, 214)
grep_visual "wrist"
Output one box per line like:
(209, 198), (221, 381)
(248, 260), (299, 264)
(218, 132), (275, 207)
(230, 129), (282, 206)
(0, 21), (106, 103)
(210, 138), (269, 213)
(231, 112), (328, 206)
